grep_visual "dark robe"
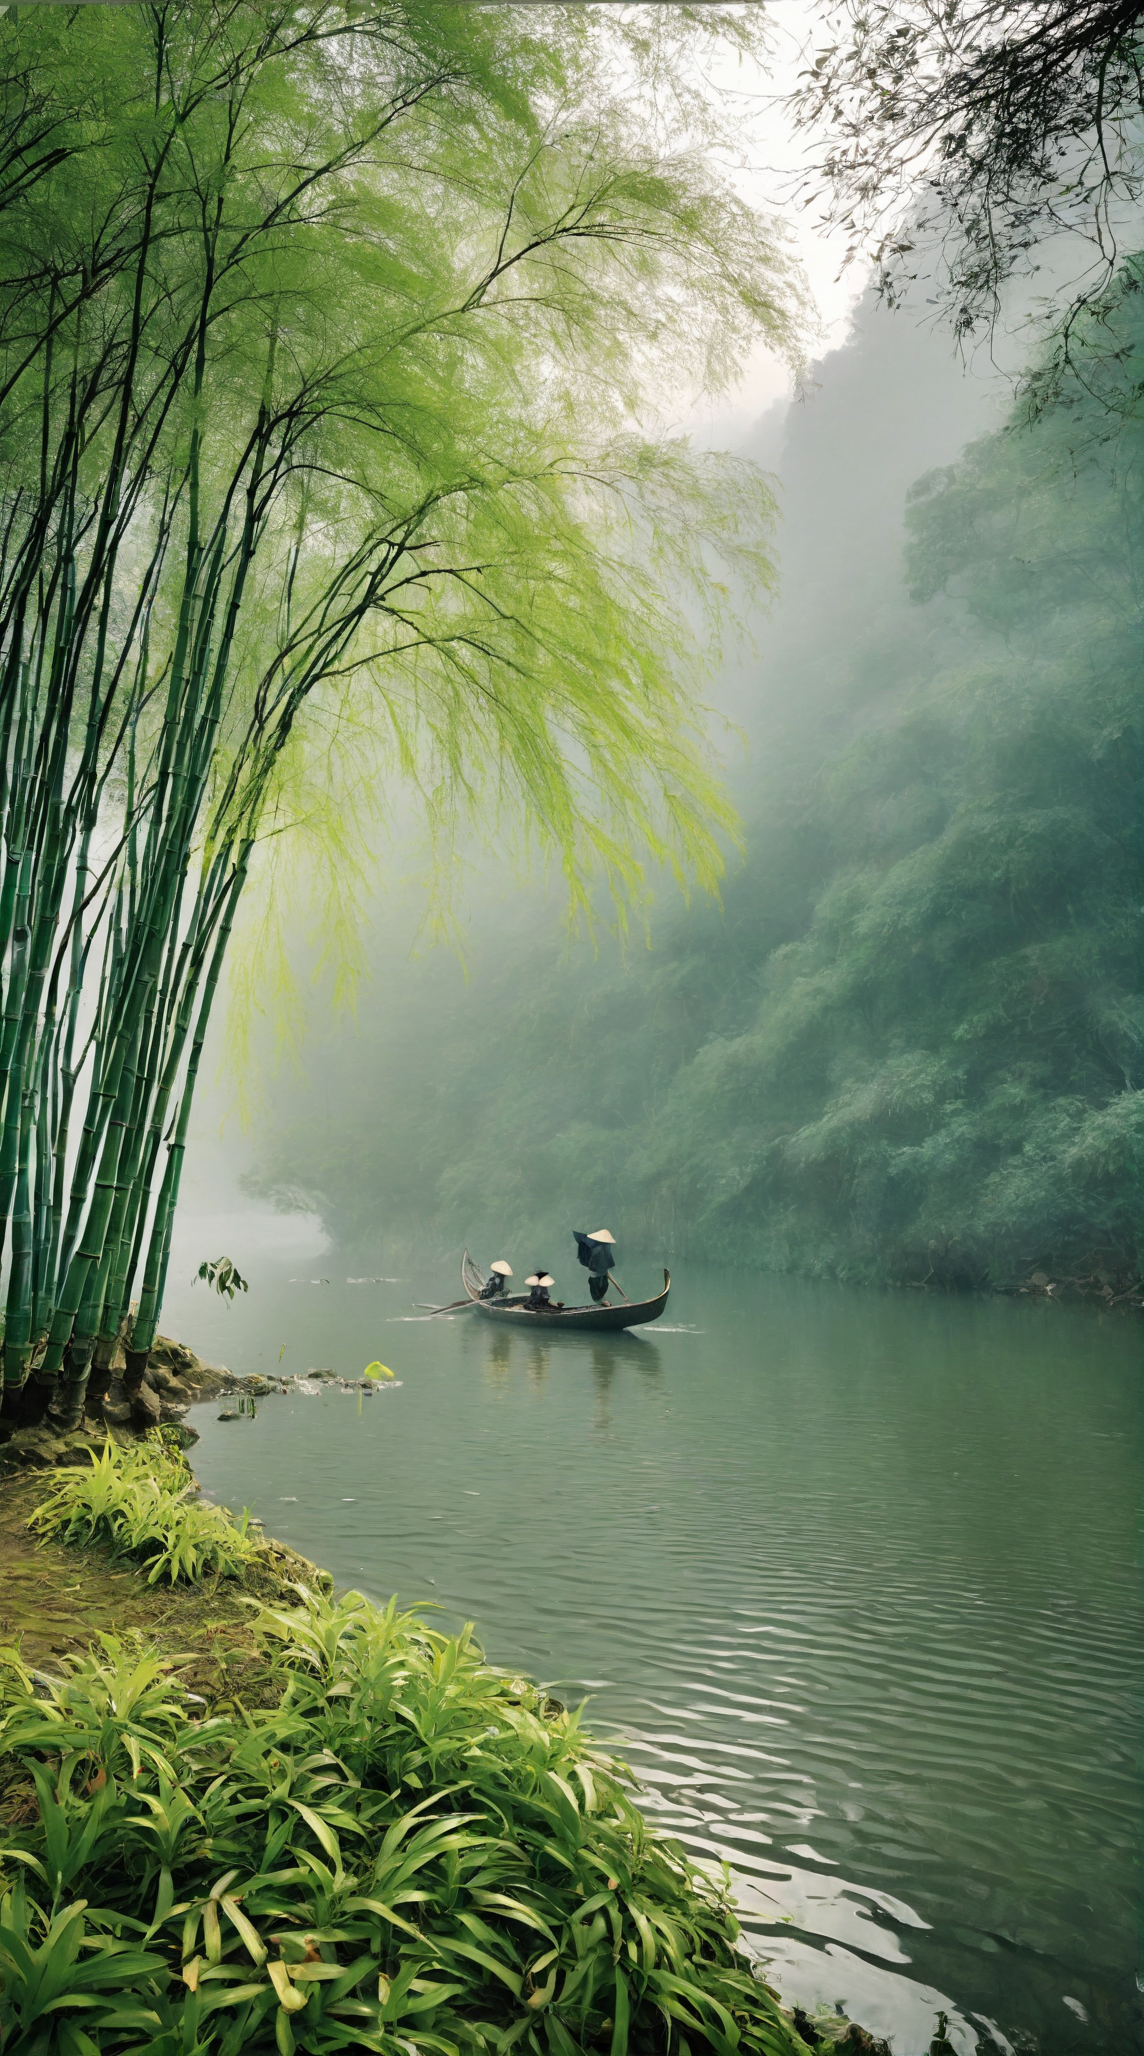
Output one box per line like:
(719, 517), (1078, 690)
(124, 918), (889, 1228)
(479, 1273), (506, 1299)
(574, 1231), (615, 1301)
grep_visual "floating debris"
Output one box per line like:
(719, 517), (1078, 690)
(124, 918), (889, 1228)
(277, 1367), (404, 1398)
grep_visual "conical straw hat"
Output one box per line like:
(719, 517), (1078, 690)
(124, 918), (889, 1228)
(490, 1260), (513, 1276)
(587, 1228), (615, 1244)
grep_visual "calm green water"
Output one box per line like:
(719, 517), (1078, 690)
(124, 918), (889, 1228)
(168, 1256), (1143, 2056)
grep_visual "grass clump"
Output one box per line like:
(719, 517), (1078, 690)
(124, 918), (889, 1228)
(0, 1584), (810, 2056)
(29, 1438), (260, 1586)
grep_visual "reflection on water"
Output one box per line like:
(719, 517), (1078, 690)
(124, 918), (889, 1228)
(170, 1258), (1143, 2056)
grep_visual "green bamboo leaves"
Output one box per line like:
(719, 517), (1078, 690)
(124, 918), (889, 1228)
(0, 1579), (813, 2056)
(0, 2), (802, 1429)
(195, 1258), (249, 1302)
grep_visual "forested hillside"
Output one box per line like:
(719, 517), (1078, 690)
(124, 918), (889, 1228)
(252, 285), (1142, 1292)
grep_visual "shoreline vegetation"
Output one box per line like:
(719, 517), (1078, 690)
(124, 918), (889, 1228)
(0, 1439), (893, 2056)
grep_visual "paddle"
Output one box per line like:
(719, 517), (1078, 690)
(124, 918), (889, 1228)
(608, 1275), (631, 1302)
(413, 1296), (480, 1314)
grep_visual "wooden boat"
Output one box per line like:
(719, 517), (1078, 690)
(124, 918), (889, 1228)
(461, 1251), (670, 1333)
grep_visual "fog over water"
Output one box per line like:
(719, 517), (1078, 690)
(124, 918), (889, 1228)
(231, 269), (1141, 1291)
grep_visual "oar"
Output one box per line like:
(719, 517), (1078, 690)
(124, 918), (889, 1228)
(413, 1296), (480, 1314)
(608, 1275), (631, 1302)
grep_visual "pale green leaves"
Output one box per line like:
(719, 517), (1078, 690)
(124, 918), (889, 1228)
(30, 1440), (260, 1586)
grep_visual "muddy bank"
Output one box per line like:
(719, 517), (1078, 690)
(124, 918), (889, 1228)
(0, 1465), (328, 1703)
(0, 1336), (299, 1689)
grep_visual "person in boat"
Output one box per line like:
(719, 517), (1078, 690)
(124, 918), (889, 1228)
(525, 1272), (555, 1309)
(479, 1260), (513, 1300)
(573, 1228), (616, 1302)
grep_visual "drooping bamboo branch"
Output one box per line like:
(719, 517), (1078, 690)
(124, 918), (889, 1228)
(0, 0), (797, 1437)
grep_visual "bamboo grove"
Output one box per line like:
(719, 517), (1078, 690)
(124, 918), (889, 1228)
(0, 3), (796, 1434)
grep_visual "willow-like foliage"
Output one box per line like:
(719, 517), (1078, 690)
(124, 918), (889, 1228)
(0, 2), (800, 1431)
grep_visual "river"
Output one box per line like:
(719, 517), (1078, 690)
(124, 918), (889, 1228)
(164, 1253), (1142, 2056)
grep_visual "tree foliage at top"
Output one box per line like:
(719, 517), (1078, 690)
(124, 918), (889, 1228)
(793, 0), (1144, 349)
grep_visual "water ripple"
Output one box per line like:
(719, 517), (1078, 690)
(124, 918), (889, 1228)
(178, 1261), (1144, 2056)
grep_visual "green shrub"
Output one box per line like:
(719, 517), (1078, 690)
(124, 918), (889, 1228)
(29, 1438), (260, 1585)
(0, 1588), (808, 2056)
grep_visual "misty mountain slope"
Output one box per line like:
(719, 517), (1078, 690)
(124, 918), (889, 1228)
(638, 318), (1142, 1285)
(250, 294), (1141, 1289)
(707, 291), (997, 760)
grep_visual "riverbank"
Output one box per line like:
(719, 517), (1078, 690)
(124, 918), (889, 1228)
(1, 1445), (882, 2056)
(0, 1330), (396, 1478)
(0, 1332), (239, 1469)
(0, 1463), (324, 1697)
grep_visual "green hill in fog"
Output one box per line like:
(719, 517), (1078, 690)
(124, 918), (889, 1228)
(252, 286), (1143, 1292)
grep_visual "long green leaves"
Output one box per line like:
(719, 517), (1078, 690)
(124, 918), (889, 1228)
(0, 1582), (811, 2056)
(29, 1438), (260, 1585)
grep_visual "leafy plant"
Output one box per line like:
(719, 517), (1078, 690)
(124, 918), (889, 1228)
(30, 1440), (260, 1586)
(196, 1260), (250, 1302)
(0, 1588), (811, 2056)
